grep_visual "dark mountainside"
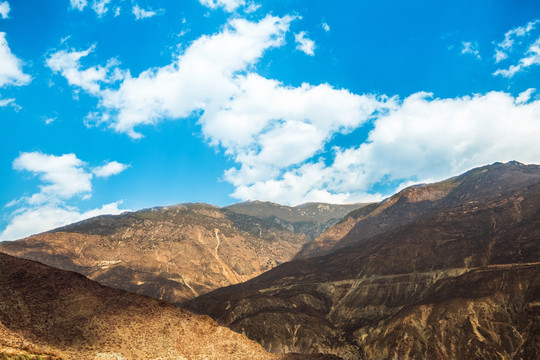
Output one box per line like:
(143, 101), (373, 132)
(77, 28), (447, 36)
(225, 201), (368, 240)
(0, 251), (312, 360)
(185, 162), (540, 359)
(297, 161), (540, 258)
(0, 202), (364, 306)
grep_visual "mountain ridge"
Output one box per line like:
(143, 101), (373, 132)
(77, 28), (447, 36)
(185, 162), (540, 359)
(0, 201), (366, 306)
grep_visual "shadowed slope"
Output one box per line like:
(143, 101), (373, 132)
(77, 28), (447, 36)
(0, 252), (339, 360)
(185, 163), (540, 359)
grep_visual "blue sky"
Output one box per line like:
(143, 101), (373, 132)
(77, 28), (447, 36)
(1, 0), (539, 240)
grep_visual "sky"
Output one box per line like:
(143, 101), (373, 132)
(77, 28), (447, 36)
(1, 0), (539, 240)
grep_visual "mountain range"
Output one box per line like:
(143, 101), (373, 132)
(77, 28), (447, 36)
(1, 161), (539, 359)
(185, 161), (540, 359)
(0, 202), (365, 305)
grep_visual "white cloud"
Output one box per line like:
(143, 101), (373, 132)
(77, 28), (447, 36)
(13, 152), (93, 202)
(92, 0), (111, 17)
(199, 0), (245, 12)
(70, 0), (87, 11)
(461, 41), (480, 58)
(322, 22), (330, 32)
(493, 19), (540, 77)
(1, 152), (128, 240)
(0, 97), (14, 106)
(45, 15), (540, 206)
(294, 31), (315, 56)
(231, 91), (540, 204)
(49, 15), (295, 138)
(0, 201), (125, 241)
(44, 15), (391, 204)
(244, 2), (260, 13)
(0, 1), (10, 19)
(494, 37), (540, 77)
(92, 161), (129, 177)
(132, 5), (162, 20)
(0, 32), (31, 88)
(43, 116), (57, 125)
(46, 45), (124, 95)
(515, 88), (536, 104)
(496, 20), (539, 54)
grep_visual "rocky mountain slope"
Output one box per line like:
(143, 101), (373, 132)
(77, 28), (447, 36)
(185, 162), (540, 359)
(0, 203), (311, 305)
(0, 251), (300, 360)
(297, 161), (540, 258)
(226, 201), (367, 240)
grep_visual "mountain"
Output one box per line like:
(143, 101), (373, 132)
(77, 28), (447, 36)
(297, 161), (540, 258)
(0, 251), (311, 360)
(225, 201), (368, 240)
(184, 162), (540, 359)
(0, 203), (311, 305)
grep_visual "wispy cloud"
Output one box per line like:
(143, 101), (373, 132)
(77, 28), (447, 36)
(322, 22), (330, 32)
(199, 0), (245, 12)
(92, 0), (111, 17)
(461, 41), (480, 58)
(70, 0), (87, 11)
(493, 19), (540, 77)
(132, 4), (163, 20)
(494, 37), (540, 77)
(294, 31), (315, 56)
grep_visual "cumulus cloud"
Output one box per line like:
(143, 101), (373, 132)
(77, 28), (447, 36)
(92, 160), (129, 177)
(494, 19), (540, 77)
(231, 91), (540, 204)
(48, 15), (296, 138)
(70, 0), (87, 11)
(294, 31), (315, 56)
(45, 14), (540, 205)
(199, 0), (245, 12)
(13, 152), (92, 202)
(0, 152), (128, 240)
(0, 32), (31, 88)
(0, 1), (10, 19)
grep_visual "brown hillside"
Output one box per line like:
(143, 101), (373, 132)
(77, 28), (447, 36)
(0, 203), (310, 304)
